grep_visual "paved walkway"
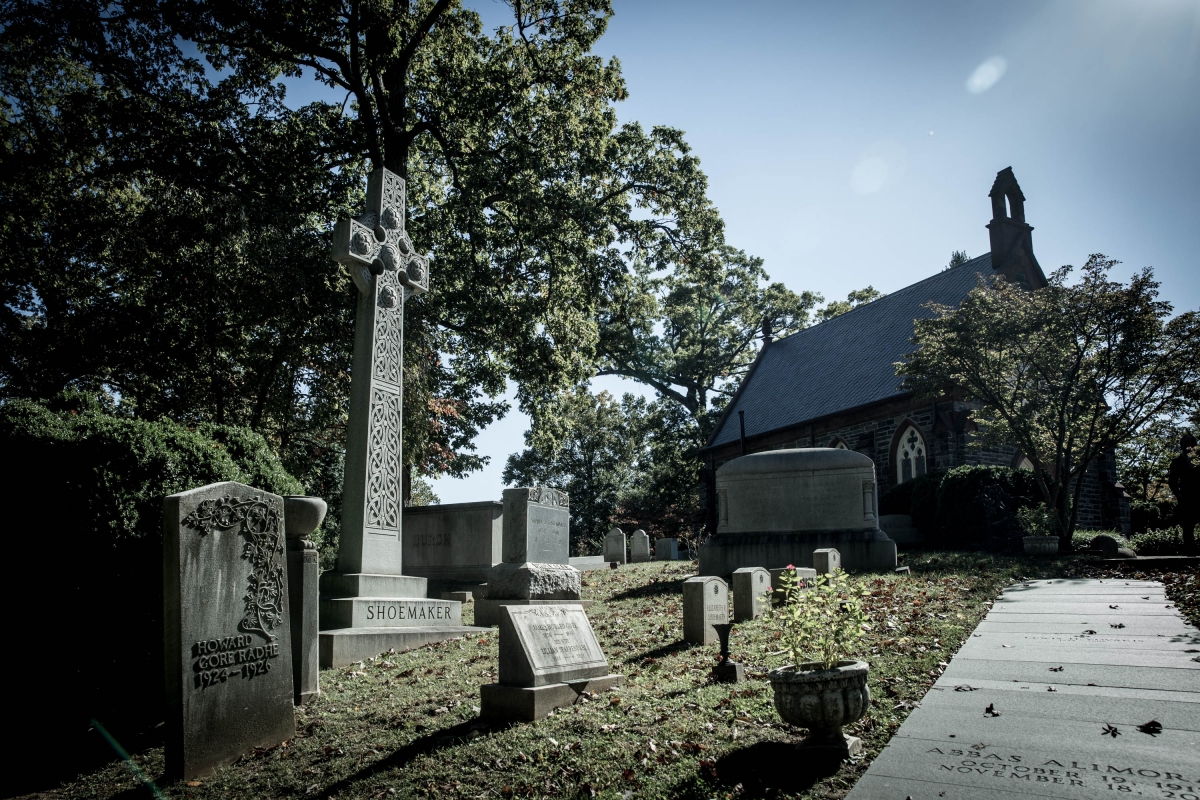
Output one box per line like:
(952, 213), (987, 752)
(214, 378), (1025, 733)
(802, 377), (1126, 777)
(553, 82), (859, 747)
(847, 578), (1200, 799)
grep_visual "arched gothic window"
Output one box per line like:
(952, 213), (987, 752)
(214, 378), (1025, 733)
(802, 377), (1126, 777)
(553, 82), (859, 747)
(896, 425), (927, 484)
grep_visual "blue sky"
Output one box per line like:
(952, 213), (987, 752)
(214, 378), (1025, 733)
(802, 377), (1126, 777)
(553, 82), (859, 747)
(293, 0), (1200, 504)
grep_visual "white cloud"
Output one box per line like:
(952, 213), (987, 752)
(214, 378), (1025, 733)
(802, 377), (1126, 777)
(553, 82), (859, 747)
(966, 56), (1008, 94)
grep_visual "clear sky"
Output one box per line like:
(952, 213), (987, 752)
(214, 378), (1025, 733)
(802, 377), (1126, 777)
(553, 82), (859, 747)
(291, 0), (1200, 504)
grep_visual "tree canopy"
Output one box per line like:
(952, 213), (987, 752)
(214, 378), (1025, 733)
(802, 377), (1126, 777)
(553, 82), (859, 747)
(898, 255), (1200, 541)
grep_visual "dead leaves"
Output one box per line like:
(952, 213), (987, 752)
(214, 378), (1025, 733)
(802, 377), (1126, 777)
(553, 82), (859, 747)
(1048, 665), (1064, 672)
(1102, 723), (1121, 738)
(984, 703), (1001, 717)
(954, 685), (980, 692)
(1136, 720), (1163, 736)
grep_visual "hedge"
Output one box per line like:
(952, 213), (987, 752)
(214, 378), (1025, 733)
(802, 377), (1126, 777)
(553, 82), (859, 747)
(2, 393), (303, 743)
(932, 464), (1040, 548)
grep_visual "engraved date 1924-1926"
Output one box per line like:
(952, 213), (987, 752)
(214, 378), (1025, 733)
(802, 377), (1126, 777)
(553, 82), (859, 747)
(191, 634), (280, 689)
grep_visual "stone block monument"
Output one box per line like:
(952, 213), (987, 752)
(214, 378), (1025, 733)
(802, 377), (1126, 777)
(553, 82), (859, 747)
(655, 537), (681, 561)
(682, 575), (729, 645)
(476, 487), (589, 626)
(402, 500), (503, 594)
(480, 605), (623, 721)
(630, 529), (651, 562)
(698, 449), (896, 576)
(319, 167), (485, 667)
(163, 482), (295, 779)
(813, 548), (842, 574)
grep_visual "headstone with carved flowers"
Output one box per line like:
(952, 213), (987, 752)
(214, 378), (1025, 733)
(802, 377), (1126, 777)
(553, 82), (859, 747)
(164, 481), (295, 779)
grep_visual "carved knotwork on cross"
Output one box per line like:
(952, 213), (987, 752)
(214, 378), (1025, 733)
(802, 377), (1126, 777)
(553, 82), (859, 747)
(331, 168), (429, 297)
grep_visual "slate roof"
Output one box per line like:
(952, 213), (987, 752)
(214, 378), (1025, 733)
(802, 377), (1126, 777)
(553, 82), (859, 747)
(706, 253), (996, 449)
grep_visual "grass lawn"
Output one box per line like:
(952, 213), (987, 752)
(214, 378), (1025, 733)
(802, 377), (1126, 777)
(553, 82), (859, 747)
(43, 555), (1198, 800)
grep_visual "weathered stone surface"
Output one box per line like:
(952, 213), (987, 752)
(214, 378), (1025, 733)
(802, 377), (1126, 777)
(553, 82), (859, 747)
(318, 167), (476, 666)
(813, 548), (841, 574)
(497, 604), (610, 687)
(481, 604), (623, 721)
(285, 496), (324, 706)
(486, 561), (581, 600)
(683, 576), (729, 645)
(403, 501), (502, 583)
(502, 487), (570, 565)
(630, 530), (651, 563)
(700, 449), (895, 575)
(732, 567), (770, 621)
(480, 674), (624, 721)
(164, 482), (295, 780)
(604, 527), (626, 564)
(656, 538), (681, 561)
(844, 579), (1200, 800)
(474, 598), (594, 627)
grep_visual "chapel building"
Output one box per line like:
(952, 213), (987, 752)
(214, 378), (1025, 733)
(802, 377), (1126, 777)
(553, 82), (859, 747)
(699, 168), (1130, 536)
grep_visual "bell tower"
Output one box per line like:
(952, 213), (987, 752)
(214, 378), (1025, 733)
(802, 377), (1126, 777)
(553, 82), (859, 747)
(987, 167), (1047, 289)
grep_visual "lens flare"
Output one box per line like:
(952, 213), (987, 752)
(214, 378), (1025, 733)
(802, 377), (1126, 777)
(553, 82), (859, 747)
(966, 56), (1008, 94)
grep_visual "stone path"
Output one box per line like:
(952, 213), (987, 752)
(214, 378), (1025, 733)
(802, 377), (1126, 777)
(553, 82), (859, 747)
(846, 578), (1200, 800)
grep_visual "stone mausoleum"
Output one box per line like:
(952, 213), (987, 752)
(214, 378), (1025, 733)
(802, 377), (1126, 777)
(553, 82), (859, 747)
(700, 168), (1130, 536)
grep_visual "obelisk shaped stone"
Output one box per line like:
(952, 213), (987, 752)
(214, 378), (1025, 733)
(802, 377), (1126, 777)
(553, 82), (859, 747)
(331, 167), (429, 576)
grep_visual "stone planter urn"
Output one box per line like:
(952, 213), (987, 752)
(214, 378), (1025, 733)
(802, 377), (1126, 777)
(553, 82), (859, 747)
(1022, 535), (1059, 556)
(768, 660), (870, 757)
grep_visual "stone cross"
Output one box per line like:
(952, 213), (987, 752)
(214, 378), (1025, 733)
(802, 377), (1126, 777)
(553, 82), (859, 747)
(331, 167), (430, 575)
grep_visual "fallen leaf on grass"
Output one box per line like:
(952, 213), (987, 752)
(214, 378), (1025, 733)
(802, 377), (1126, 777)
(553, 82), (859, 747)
(1136, 720), (1163, 736)
(1101, 723), (1121, 738)
(984, 703), (1001, 717)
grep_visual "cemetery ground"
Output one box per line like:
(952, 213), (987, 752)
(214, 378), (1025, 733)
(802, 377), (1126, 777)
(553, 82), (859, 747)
(37, 556), (1198, 800)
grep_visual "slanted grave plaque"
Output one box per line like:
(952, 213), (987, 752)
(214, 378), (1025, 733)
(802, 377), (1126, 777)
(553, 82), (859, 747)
(164, 481), (295, 779)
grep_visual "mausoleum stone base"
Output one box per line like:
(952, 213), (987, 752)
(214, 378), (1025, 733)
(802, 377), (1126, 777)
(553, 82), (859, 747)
(698, 530), (897, 577)
(319, 626), (489, 668)
(480, 674), (624, 721)
(474, 598), (594, 627)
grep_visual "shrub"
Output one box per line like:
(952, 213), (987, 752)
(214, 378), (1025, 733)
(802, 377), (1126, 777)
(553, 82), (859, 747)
(766, 568), (869, 670)
(933, 465), (1040, 548)
(1130, 498), (1176, 534)
(908, 473), (942, 535)
(1129, 527), (1187, 556)
(878, 480), (916, 516)
(1, 394), (303, 741)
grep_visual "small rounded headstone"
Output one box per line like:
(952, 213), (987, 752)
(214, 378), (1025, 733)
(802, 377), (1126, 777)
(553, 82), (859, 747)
(1090, 534), (1119, 557)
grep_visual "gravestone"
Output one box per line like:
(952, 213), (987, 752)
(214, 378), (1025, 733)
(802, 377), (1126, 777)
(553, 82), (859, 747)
(769, 566), (817, 605)
(503, 487), (570, 564)
(699, 449), (896, 576)
(683, 576), (729, 645)
(402, 500), (502, 589)
(319, 167), (483, 667)
(284, 496), (326, 705)
(732, 566), (770, 621)
(604, 527), (626, 564)
(655, 538), (680, 561)
(813, 548), (841, 574)
(164, 482), (295, 779)
(630, 530), (651, 563)
(480, 605), (624, 721)
(477, 487), (585, 626)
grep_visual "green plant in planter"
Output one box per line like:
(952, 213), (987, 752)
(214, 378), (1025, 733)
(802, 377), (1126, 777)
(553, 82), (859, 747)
(765, 567), (870, 670)
(1017, 504), (1057, 537)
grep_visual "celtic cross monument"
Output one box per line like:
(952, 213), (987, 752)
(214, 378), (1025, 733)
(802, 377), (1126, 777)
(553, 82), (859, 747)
(329, 166), (428, 575)
(318, 167), (484, 666)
